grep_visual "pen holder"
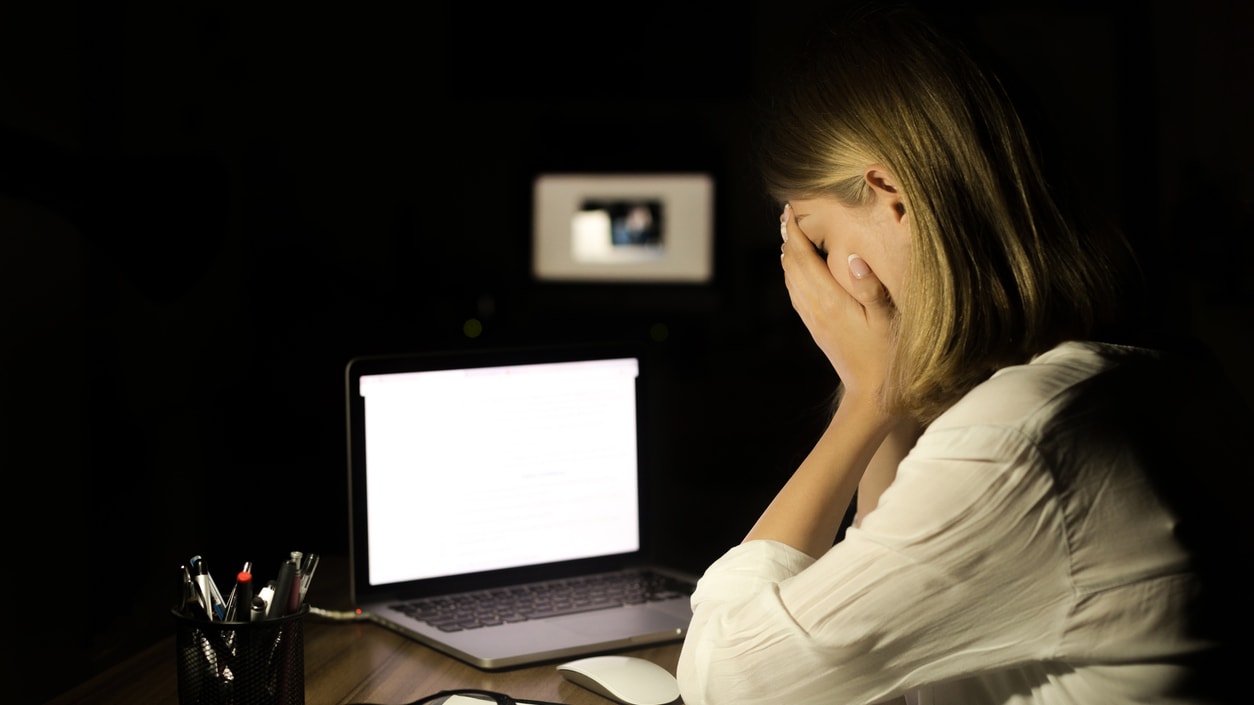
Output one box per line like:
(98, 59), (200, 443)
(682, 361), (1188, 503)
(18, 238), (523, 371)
(172, 604), (307, 705)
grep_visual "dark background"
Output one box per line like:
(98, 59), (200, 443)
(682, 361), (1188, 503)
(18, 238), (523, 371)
(3, 2), (1251, 703)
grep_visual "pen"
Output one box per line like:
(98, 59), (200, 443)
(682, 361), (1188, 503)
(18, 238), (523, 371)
(225, 570), (254, 622)
(189, 555), (227, 621)
(269, 557), (299, 618)
(250, 594), (268, 622)
(300, 553), (320, 603)
(178, 564), (200, 614)
(185, 562), (212, 619)
(224, 560), (252, 620)
(256, 581), (275, 620)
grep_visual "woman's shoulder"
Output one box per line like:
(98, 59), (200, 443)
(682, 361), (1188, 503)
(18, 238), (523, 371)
(926, 340), (1155, 433)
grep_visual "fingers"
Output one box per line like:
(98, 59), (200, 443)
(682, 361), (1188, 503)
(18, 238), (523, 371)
(778, 199), (889, 313)
(780, 202), (809, 252)
(845, 254), (892, 310)
(775, 204), (896, 401)
(779, 204), (826, 284)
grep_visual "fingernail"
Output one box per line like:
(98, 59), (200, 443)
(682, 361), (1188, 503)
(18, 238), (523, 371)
(848, 254), (871, 279)
(780, 221), (788, 242)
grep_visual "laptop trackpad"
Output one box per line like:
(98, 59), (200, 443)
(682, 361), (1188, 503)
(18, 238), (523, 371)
(550, 606), (687, 637)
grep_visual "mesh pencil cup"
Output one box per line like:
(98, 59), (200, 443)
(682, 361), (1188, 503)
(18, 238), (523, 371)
(172, 604), (307, 705)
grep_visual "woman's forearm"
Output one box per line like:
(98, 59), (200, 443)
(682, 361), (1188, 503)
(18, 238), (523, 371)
(744, 395), (896, 558)
(855, 418), (923, 525)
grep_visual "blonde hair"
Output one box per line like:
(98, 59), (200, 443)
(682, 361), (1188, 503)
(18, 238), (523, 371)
(760, 3), (1134, 423)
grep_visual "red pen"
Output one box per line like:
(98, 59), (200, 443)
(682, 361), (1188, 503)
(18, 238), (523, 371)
(226, 570), (254, 622)
(223, 561), (252, 621)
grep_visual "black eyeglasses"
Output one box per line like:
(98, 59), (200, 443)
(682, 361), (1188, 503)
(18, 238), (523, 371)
(355, 689), (567, 705)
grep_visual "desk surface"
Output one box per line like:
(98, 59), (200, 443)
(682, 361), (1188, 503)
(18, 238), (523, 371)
(46, 557), (684, 705)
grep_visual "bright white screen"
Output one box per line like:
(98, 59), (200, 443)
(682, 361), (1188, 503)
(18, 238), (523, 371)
(360, 357), (641, 585)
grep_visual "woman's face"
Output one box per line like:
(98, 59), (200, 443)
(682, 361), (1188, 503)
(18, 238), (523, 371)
(788, 195), (911, 307)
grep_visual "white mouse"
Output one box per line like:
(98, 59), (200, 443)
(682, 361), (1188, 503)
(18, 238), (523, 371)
(556, 655), (681, 705)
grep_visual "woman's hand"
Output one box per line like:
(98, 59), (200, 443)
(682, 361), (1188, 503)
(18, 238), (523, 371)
(780, 203), (896, 404)
(741, 204), (905, 557)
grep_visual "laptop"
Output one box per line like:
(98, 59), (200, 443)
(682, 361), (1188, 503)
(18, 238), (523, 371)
(345, 341), (697, 669)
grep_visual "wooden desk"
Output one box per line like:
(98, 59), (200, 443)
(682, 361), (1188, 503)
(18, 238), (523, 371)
(45, 557), (684, 705)
(47, 618), (682, 705)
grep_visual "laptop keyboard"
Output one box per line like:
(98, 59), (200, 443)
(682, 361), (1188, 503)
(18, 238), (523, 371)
(388, 570), (695, 632)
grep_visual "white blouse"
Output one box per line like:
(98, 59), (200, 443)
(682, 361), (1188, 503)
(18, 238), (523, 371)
(677, 341), (1218, 705)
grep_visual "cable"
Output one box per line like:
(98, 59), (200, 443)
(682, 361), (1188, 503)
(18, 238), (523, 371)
(308, 605), (372, 622)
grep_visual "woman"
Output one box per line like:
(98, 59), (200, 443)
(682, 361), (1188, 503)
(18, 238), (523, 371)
(677, 4), (1246, 704)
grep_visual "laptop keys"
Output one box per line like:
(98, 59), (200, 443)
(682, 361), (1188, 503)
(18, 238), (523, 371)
(388, 571), (693, 632)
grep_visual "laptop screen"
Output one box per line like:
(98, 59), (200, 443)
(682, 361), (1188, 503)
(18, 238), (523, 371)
(349, 346), (643, 590)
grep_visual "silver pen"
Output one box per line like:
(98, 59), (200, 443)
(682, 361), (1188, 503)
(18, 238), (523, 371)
(189, 555), (227, 621)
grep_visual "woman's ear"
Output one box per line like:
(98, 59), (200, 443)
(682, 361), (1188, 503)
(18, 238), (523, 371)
(865, 165), (908, 224)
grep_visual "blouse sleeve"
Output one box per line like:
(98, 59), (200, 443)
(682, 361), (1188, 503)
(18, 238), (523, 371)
(676, 424), (1075, 705)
